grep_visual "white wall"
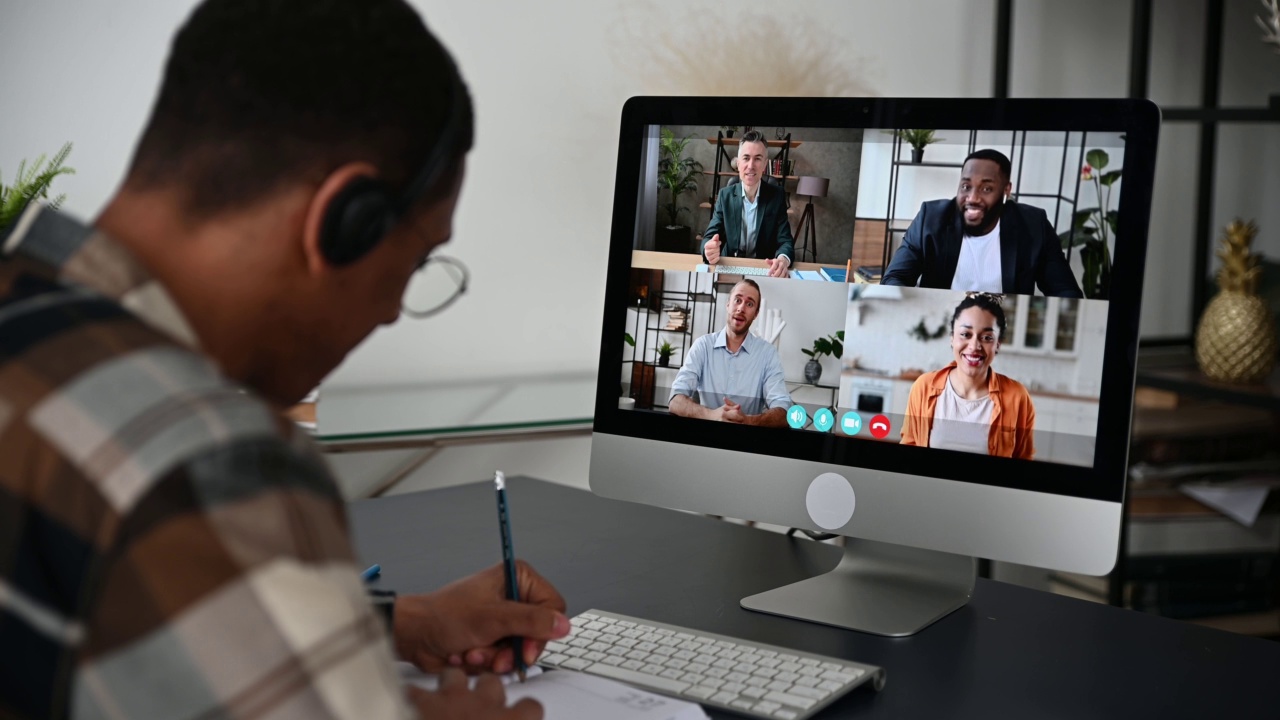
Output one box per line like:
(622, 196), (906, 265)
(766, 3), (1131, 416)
(3, 0), (1277, 389)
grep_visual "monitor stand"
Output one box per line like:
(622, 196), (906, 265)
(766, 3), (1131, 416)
(740, 537), (975, 637)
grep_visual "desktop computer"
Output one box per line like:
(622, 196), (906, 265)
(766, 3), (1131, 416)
(589, 97), (1160, 639)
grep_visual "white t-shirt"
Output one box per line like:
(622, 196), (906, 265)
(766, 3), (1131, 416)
(950, 220), (1003, 293)
(928, 372), (994, 454)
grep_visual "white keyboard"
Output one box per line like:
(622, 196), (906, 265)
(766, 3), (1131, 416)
(539, 610), (885, 720)
(696, 263), (772, 276)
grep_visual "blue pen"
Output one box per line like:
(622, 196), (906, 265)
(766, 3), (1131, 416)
(361, 564), (381, 582)
(495, 471), (526, 682)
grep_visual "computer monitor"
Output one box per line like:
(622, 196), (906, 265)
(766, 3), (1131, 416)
(590, 97), (1159, 636)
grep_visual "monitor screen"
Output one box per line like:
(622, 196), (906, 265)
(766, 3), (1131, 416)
(590, 98), (1158, 635)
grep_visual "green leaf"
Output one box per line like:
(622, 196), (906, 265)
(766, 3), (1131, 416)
(1085, 149), (1109, 171)
(1099, 169), (1122, 187)
(1072, 208), (1096, 230)
(1105, 210), (1119, 236)
(1058, 228), (1096, 249)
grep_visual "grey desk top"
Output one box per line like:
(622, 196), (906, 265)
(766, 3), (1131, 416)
(349, 477), (1280, 719)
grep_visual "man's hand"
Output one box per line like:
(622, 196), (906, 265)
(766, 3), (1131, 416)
(394, 561), (570, 675)
(705, 234), (722, 264)
(766, 256), (790, 278)
(407, 669), (542, 720)
(721, 397), (746, 423)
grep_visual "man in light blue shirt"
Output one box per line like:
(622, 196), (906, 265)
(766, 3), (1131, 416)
(669, 279), (792, 426)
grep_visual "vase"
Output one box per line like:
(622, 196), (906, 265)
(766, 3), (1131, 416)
(804, 359), (822, 384)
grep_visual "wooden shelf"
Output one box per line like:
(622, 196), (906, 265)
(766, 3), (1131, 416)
(707, 138), (802, 148)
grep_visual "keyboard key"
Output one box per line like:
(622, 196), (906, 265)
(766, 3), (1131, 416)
(602, 656), (625, 666)
(621, 628), (645, 639)
(684, 687), (716, 700)
(622, 660), (645, 670)
(713, 658), (737, 670)
(562, 658), (592, 671)
(617, 638), (638, 649)
(640, 633), (662, 642)
(642, 663), (666, 675)
(715, 641), (737, 649)
(767, 680), (793, 693)
(541, 653), (567, 666)
(664, 659), (688, 670)
(685, 663), (709, 674)
(759, 657), (781, 668)
(719, 650), (743, 660)
(742, 686), (769, 699)
(579, 612), (599, 620)
(681, 673), (705, 685)
(791, 686), (827, 700)
(725, 672), (750, 683)
(579, 629), (601, 640)
(775, 671), (799, 683)
(797, 666), (823, 677)
(655, 629), (675, 636)
(636, 641), (658, 652)
(778, 661), (802, 672)
(674, 650), (698, 661)
(731, 700), (756, 711)
(617, 621), (637, 628)
(744, 677), (769, 688)
(795, 676), (821, 688)
(722, 682), (747, 694)
(820, 661), (841, 670)
(654, 646), (678, 657)
(625, 650), (648, 661)
(757, 650), (777, 658)
(584, 621), (606, 631)
(710, 691), (738, 705)
(660, 669), (685, 680)
(773, 710), (799, 720)
(755, 700), (782, 713)
(705, 667), (729, 679)
(637, 625), (655, 632)
(678, 641), (703, 652)
(753, 667), (779, 679)
(600, 634), (622, 645)
(586, 663), (690, 694)
(764, 691), (817, 710)
(583, 651), (607, 662)
(821, 671), (860, 684)
(818, 680), (844, 692)
(695, 654), (720, 666)
(564, 648), (586, 658)
(568, 638), (591, 648)
(695, 636), (715, 644)
(606, 647), (628, 657)
(778, 654), (798, 662)
(675, 632), (694, 640)
(588, 642), (611, 653)
(570, 616), (591, 627)
(701, 677), (725, 689)
(798, 658), (820, 667)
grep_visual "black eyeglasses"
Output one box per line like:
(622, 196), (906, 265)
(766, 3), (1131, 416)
(401, 254), (469, 318)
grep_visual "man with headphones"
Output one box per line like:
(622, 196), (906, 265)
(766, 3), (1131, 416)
(0, 2), (562, 719)
(881, 149), (1084, 298)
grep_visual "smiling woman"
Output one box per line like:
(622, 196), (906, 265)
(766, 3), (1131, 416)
(899, 293), (1036, 459)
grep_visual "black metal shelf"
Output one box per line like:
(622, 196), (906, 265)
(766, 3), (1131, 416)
(1161, 105), (1280, 123)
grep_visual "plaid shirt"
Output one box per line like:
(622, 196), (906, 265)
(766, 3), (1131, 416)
(0, 206), (411, 719)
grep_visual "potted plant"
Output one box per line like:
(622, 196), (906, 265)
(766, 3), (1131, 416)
(801, 330), (844, 384)
(885, 129), (943, 163)
(720, 125), (739, 138)
(1, 142), (74, 230)
(656, 340), (679, 367)
(1059, 148), (1121, 300)
(656, 129), (703, 253)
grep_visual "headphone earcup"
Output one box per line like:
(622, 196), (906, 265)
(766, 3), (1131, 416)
(319, 176), (397, 266)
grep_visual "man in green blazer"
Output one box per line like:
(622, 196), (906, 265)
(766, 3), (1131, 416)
(700, 131), (795, 277)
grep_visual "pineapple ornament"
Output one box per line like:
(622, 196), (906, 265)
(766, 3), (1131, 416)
(1195, 220), (1277, 383)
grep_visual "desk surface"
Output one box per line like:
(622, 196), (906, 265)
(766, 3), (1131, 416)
(632, 250), (844, 274)
(350, 478), (1280, 719)
(315, 374), (595, 448)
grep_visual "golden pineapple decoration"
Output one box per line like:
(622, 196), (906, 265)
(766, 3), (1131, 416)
(1195, 220), (1277, 383)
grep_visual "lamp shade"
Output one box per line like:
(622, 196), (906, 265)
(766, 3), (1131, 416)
(796, 176), (829, 198)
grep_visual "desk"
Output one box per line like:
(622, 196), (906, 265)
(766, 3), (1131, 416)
(350, 478), (1280, 719)
(632, 250), (847, 276)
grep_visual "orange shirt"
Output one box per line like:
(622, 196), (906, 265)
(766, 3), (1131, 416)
(900, 363), (1036, 459)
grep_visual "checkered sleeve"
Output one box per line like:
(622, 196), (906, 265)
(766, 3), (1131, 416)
(70, 435), (414, 720)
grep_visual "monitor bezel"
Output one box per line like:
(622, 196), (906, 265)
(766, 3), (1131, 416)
(594, 96), (1159, 505)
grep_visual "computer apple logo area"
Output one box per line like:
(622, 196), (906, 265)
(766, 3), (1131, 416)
(806, 473), (856, 530)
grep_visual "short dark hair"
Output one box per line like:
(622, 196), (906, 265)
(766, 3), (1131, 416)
(732, 278), (762, 302)
(125, 0), (474, 219)
(951, 293), (1007, 340)
(963, 149), (1012, 181)
(737, 130), (768, 153)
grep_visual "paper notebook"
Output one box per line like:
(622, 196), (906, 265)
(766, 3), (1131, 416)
(399, 663), (708, 720)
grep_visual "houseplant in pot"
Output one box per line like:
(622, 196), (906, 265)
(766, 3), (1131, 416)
(1058, 148), (1120, 300)
(886, 129), (943, 163)
(656, 340), (679, 367)
(801, 331), (844, 384)
(656, 128), (702, 253)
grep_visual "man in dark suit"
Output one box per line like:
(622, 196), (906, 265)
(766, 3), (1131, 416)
(882, 149), (1084, 298)
(701, 130), (795, 277)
